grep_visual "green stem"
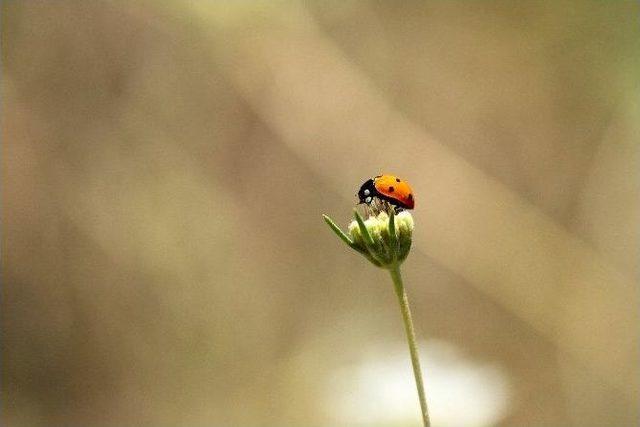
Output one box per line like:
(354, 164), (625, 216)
(389, 266), (430, 427)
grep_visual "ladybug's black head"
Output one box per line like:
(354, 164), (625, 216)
(357, 179), (376, 205)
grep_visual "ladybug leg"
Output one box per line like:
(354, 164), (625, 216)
(381, 199), (396, 215)
(374, 198), (384, 215)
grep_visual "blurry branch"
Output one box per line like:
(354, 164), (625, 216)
(172, 1), (637, 404)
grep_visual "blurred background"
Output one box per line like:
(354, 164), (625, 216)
(2, 1), (639, 426)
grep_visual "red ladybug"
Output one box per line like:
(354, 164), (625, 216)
(357, 174), (415, 210)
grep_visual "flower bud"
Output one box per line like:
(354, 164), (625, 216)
(395, 211), (414, 262)
(345, 210), (414, 269)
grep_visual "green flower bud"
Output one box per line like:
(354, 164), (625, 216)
(395, 211), (414, 262)
(324, 209), (414, 269)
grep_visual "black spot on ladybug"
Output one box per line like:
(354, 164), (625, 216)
(407, 193), (413, 200)
(396, 178), (401, 182)
(389, 186), (395, 192)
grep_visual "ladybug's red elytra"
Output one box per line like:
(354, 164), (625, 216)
(357, 174), (415, 211)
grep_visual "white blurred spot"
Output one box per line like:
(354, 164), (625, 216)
(324, 340), (510, 426)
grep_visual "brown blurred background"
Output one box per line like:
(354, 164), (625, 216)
(2, 1), (639, 426)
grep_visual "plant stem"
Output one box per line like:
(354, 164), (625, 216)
(389, 266), (430, 427)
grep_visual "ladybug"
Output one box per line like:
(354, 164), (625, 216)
(357, 174), (415, 211)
